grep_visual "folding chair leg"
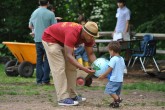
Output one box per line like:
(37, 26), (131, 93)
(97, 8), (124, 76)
(153, 57), (160, 72)
(131, 56), (138, 68)
(143, 57), (146, 64)
(140, 57), (146, 72)
(127, 56), (132, 67)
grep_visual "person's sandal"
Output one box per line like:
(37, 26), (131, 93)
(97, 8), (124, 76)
(117, 97), (123, 103)
(109, 101), (115, 107)
(109, 98), (123, 108)
(112, 101), (119, 108)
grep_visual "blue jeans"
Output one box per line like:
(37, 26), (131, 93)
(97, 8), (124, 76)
(35, 42), (50, 84)
(74, 46), (88, 62)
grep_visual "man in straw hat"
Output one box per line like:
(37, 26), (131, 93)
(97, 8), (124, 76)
(42, 21), (99, 106)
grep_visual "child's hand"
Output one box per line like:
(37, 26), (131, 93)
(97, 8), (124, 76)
(98, 74), (106, 80)
(56, 17), (63, 20)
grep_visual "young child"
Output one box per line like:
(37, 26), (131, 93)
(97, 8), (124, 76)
(74, 14), (89, 67)
(98, 41), (126, 108)
(47, 4), (62, 21)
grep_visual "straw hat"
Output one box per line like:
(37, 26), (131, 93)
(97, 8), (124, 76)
(82, 21), (99, 38)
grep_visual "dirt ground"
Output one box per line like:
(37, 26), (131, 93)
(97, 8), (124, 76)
(0, 61), (165, 110)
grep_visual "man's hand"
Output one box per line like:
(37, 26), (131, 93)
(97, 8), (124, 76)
(83, 67), (95, 74)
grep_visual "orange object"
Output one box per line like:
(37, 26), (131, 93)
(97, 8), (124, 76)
(2, 42), (36, 64)
(76, 77), (85, 86)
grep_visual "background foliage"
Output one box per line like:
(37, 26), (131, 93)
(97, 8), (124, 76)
(0, 0), (165, 58)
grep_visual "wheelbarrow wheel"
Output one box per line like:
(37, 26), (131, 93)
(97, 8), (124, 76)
(18, 61), (34, 77)
(5, 60), (19, 77)
(76, 77), (85, 86)
(85, 77), (93, 87)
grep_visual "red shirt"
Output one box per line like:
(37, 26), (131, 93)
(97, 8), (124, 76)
(42, 22), (95, 48)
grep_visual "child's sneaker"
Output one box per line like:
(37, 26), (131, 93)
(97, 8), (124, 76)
(58, 98), (79, 106)
(72, 96), (86, 102)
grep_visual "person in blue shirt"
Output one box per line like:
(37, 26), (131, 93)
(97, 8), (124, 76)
(99, 41), (126, 108)
(29, 0), (56, 85)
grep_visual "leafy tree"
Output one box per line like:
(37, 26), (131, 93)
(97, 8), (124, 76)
(0, 0), (165, 58)
(127, 0), (165, 29)
(136, 14), (165, 33)
(0, 0), (38, 43)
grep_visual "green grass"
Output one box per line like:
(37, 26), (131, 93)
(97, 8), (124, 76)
(123, 82), (165, 92)
(78, 81), (165, 93)
(78, 82), (165, 93)
(0, 63), (165, 97)
(0, 64), (54, 96)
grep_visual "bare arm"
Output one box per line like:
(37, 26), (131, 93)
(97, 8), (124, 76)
(125, 20), (130, 33)
(64, 45), (95, 74)
(98, 67), (113, 79)
(28, 23), (33, 30)
(85, 46), (96, 63)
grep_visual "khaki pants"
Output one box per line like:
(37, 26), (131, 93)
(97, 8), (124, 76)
(42, 40), (77, 101)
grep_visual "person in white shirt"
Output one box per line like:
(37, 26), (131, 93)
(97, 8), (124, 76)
(113, 0), (131, 41)
(113, 0), (131, 63)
